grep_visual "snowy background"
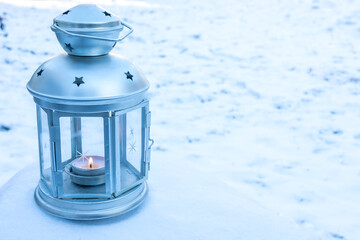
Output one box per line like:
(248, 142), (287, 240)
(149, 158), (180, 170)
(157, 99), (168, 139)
(0, 0), (360, 239)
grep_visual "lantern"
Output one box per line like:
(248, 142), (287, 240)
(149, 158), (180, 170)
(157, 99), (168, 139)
(26, 4), (153, 220)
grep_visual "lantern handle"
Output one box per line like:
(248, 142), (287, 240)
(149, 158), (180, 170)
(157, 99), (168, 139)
(148, 138), (154, 149)
(50, 21), (133, 42)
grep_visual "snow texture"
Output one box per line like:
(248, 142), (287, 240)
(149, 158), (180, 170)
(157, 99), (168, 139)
(0, 0), (360, 239)
(0, 163), (317, 240)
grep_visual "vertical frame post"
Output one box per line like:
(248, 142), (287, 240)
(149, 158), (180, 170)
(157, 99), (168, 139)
(143, 102), (151, 178)
(47, 111), (63, 197)
(109, 113), (121, 196)
(119, 114), (127, 166)
(104, 117), (112, 196)
(70, 117), (82, 159)
(36, 106), (44, 181)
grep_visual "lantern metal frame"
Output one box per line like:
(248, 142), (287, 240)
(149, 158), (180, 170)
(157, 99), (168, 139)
(27, 4), (153, 220)
(33, 99), (152, 219)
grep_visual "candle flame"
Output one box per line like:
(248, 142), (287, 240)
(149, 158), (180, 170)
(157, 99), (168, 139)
(89, 157), (93, 169)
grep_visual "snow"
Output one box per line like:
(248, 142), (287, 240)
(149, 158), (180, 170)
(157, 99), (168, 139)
(0, 163), (317, 240)
(0, 0), (360, 239)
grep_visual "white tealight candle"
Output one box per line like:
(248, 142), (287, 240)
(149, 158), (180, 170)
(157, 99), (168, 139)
(71, 155), (105, 176)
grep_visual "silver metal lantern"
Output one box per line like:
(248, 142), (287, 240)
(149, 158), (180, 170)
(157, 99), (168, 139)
(27, 4), (153, 220)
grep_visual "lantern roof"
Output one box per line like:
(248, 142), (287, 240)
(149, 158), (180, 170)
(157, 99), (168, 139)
(54, 4), (122, 31)
(27, 54), (149, 102)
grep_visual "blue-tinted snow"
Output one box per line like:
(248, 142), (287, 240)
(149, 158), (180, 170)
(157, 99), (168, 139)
(0, 0), (360, 239)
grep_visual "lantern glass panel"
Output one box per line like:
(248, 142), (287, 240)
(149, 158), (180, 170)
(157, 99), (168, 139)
(60, 117), (72, 162)
(119, 107), (145, 191)
(126, 108), (142, 173)
(37, 106), (54, 194)
(59, 116), (108, 199)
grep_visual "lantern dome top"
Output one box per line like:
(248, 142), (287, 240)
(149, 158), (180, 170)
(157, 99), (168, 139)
(51, 4), (133, 56)
(27, 54), (149, 103)
(53, 4), (121, 31)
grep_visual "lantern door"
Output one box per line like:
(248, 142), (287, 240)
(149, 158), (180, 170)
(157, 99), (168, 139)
(112, 100), (151, 196)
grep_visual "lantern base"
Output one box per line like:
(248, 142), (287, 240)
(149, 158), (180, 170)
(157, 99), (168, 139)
(34, 182), (148, 220)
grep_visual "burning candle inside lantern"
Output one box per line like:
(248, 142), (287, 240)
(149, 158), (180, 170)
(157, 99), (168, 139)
(71, 155), (105, 176)
(89, 157), (93, 169)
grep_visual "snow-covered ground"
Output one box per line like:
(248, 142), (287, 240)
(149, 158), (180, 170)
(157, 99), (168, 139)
(0, 0), (360, 239)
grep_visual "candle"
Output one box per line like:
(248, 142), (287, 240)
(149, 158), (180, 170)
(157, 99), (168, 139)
(71, 155), (105, 176)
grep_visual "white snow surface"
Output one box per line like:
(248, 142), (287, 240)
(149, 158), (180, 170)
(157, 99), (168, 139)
(0, 163), (317, 240)
(0, 0), (360, 239)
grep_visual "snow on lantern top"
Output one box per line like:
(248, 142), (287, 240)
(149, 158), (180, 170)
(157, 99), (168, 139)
(51, 4), (133, 56)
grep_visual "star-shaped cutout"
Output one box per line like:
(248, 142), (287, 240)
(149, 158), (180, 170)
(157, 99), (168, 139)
(103, 11), (111, 17)
(128, 141), (136, 154)
(62, 10), (70, 15)
(125, 71), (133, 81)
(73, 77), (84, 87)
(37, 69), (44, 77)
(65, 43), (74, 52)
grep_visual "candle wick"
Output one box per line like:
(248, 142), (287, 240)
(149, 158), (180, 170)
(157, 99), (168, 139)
(90, 163), (93, 169)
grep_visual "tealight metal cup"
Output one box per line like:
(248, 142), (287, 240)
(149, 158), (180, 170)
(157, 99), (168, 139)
(65, 164), (105, 186)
